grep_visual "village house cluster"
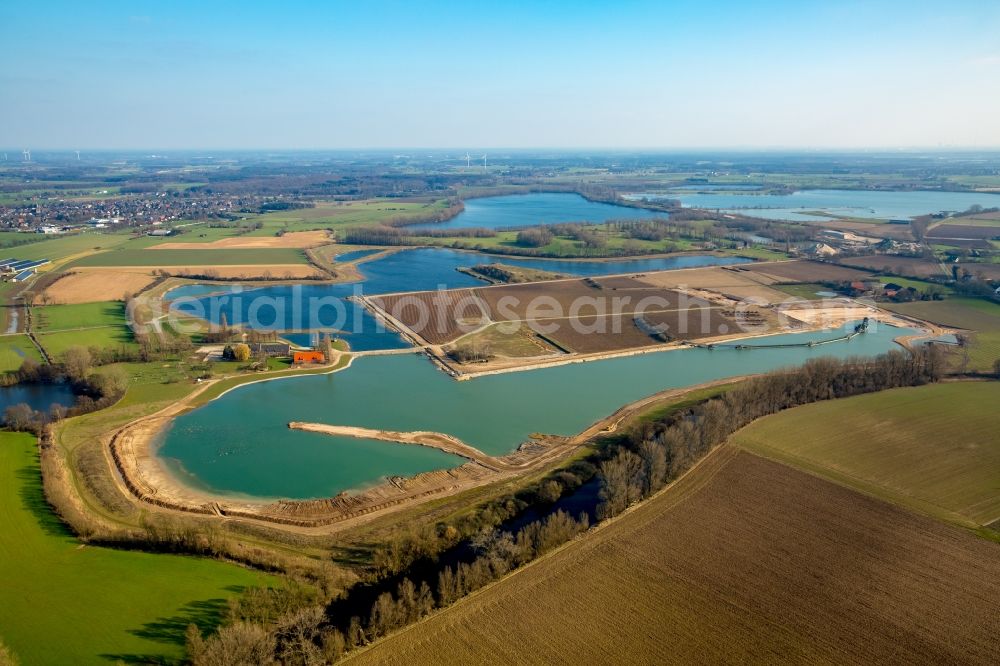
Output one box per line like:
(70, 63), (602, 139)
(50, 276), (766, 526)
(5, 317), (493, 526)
(0, 191), (273, 233)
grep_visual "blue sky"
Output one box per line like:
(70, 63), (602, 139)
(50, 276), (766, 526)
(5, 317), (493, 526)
(1, 1), (999, 149)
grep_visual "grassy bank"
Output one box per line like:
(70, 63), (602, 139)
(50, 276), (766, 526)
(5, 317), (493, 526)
(0, 432), (274, 665)
(883, 298), (1000, 371)
(0, 334), (43, 372)
(189, 351), (352, 406)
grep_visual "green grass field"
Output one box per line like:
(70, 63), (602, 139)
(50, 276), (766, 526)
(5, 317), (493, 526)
(36, 327), (135, 356)
(884, 297), (1000, 328)
(189, 352), (351, 406)
(0, 283), (23, 333)
(732, 382), (1000, 527)
(73, 247), (307, 267)
(32, 302), (135, 357)
(877, 275), (955, 294)
(0, 232), (45, 248)
(247, 198), (453, 234)
(0, 432), (273, 665)
(144, 225), (248, 245)
(944, 174), (1000, 189)
(0, 233), (135, 337)
(454, 322), (554, 358)
(33, 302), (128, 332)
(92, 361), (199, 407)
(773, 283), (830, 300)
(931, 216), (1000, 228)
(0, 334), (43, 372)
(883, 298), (1000, 371)
(3, 232), (132, 263)
(725, 246), (789, 261)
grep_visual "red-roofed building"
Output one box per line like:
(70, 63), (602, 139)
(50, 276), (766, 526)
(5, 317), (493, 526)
(293, 350), (326, 364)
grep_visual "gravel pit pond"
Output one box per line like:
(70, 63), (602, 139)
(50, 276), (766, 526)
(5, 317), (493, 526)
(661, 188), (1000, 222)
(408, 192), (663, 230)
(158, 321), (917, 499)
(166, 247), (750, 351)
(0, 383), (76, 415)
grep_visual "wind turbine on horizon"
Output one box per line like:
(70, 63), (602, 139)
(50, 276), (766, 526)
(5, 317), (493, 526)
(22, 149), (31, 162)
(482, 153), (487, 169)
(75, 150), (81, 161)
(464, 152), (471, 168)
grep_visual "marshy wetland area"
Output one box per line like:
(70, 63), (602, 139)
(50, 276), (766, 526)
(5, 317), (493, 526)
(1, 151), (999, 664)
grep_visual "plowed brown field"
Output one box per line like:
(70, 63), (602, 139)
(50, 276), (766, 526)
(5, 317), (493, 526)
(838, 255), (946, 278)
(344, 448), (1000, 666)
(926, 224), (1000, 240)
(43, 265), (327, 304)
(745, 260), (874, 282)
(373, 277), (734, 350)
(42, 268), (160, 304)
(372, 289), (488, 344)
(634, 265), (789, 302)
(532, 314), (665, 353)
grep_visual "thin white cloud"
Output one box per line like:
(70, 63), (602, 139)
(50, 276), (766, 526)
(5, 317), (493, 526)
(968, 54), (1000, 66)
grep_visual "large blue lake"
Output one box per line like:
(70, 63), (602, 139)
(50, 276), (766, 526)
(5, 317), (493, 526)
(410, 192), (662, 230)
(638, 188), (1000, 222)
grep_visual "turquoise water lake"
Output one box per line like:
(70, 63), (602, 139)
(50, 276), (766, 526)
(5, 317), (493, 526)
(158, 321), (916, 499)
(410, 192), (662, 230)
(647, 188), (1000, 221)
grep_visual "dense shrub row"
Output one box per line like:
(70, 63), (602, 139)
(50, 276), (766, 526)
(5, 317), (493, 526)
(187, 510), (590, 664)
(596, 347), (944, 518)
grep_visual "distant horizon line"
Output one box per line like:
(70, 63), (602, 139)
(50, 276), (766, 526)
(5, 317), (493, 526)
(4, 146), (1000, 154)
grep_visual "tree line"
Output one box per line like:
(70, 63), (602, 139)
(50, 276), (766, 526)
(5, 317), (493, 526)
(341, 225), (497, 245)
(596, 347), (944, 519)
(382, 198), (465, 227)
(186, 510), (590, 664)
